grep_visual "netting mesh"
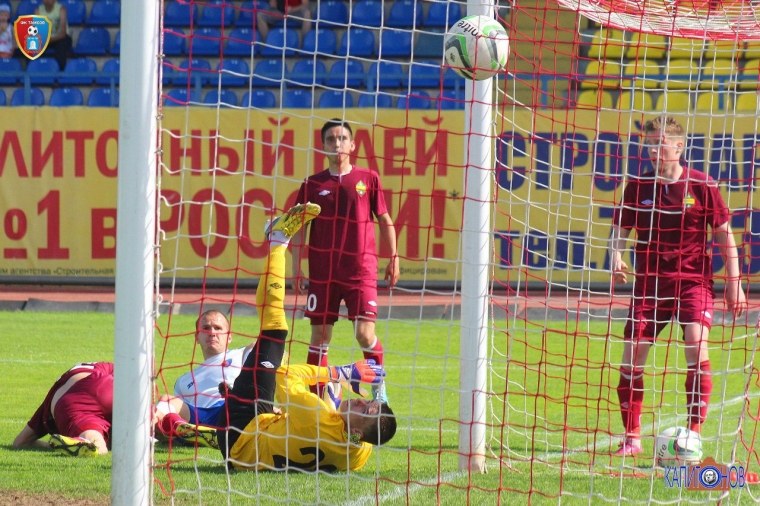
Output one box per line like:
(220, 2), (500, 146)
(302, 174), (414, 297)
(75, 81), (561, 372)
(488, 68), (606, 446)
(150, 0), (760, 503)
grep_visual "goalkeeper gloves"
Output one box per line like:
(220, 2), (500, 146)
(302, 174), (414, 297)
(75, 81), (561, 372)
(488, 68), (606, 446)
(329, 359), (385, 395)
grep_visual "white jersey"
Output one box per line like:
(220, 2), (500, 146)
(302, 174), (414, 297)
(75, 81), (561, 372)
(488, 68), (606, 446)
(173, 347), (250, 409)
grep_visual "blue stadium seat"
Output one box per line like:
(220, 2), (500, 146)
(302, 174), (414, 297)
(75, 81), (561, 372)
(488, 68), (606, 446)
(58, 57), (97, 85)
(315, 0), (348, 26)
(439, 89), (465, 110)
(11, 87), (45, 106)
(225, 27), (259, 56)
(236, 0), (268, 27)
(0, 89), (6, 106)
(242, 89), (276, 108)
(413, 32), (445, 58)
(319, 90), (354, 108)
(161, 59), (176, 85)
(352, 0), (382, 27)
(325, 59), (364, 88)
(87, 0), (120, 25)
(387, 0), (422, 28)
(60, 0), (86, 24)
(88, 87), (119, 107)
(282, 89), (312, 108)
(357, 93), (394, 108)
(199, 0), (235, 27)
(379, 29), (412, 57)
(407, 60), (441, 88)
(111, 30), (120, 54)
(0, 58), (22, 85)
(425, 1), (462, 27)
(301, 28), (337, 55)
(163, 29), (186, 56)
(164, 1), (199, 26)
(251, 58), (285, 87)
(337, 28), (375, 57)
(27, 57), (59, 85)
(289, 59), (326, 86)
(366, 61), (404, 89)
(261, 27), (299, 56)
(14, 0), (38, 19)
(173, 58), (212, 86)
(75, 27), (110, 55)
(189, 27), (222, 56)
(216, 58), (250, 87)
(96, 58), (120, 85)
(49, 87), (84, 107)
(165, 88), (202, 106)
(442, 67), (465, 89)
(204, 89), (238, 107)
(397, 90), (432, 109)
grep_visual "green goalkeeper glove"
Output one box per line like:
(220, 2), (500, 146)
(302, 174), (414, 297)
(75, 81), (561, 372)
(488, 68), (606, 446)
(329, 359), (385, 395)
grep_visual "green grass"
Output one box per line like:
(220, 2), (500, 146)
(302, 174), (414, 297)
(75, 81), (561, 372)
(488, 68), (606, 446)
(1, 312), (759, 505)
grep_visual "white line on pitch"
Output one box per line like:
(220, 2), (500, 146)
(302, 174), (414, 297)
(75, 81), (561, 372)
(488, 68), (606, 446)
(347, 471), (465, 506)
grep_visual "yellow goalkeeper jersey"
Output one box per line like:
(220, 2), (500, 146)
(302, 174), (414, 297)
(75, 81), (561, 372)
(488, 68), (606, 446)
(229, 364), (373, 472)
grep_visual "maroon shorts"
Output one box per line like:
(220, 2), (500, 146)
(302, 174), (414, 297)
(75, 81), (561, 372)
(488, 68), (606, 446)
(305, 279), (378, 325)
(53, 370), (113, 442)
(624, 277), (714, 343)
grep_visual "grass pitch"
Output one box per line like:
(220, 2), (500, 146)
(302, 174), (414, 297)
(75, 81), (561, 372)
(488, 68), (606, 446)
(1, 311), (758, 505)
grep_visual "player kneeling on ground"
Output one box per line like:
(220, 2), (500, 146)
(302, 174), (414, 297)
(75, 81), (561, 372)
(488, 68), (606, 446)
(13, 362), (113, 457)
(216, 202), (397, 471)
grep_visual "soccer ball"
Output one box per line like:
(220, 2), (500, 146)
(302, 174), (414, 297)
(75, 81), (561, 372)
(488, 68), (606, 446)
(27, 25), (38, 36)
(444, 15), (509, 80)
(655, 427), (703, 467)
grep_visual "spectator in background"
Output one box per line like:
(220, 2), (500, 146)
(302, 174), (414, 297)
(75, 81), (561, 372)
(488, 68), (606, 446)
(257, 0), (312, 42)
(0, 4), (14, 58)
(35, 0), (71, 70)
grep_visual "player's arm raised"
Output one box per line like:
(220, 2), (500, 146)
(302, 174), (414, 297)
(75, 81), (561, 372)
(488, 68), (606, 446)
(609, 225), (631, 285)
(713, 221), (747, 317)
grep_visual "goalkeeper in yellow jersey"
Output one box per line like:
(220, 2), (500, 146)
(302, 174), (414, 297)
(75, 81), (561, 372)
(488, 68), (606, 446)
(216, 202), (397, 472)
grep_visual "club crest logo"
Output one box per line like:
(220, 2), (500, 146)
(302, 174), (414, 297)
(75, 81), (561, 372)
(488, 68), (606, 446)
(14, 16), (51, 60)
(355, 180), (367, 196)
(683, 192), (695, 209)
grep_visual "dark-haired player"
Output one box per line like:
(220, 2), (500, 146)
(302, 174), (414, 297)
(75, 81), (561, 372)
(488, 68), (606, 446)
(291, 118), (400, 404)
(609, 115), (746, 456)
(217, 202), (397, 471)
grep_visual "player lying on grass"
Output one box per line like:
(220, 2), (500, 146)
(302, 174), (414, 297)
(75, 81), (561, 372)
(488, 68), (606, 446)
(152, 309), (255, 449)
(609, 115), (747, 456)
(214, 202), (397, 471)
(13, 362), (113, 457)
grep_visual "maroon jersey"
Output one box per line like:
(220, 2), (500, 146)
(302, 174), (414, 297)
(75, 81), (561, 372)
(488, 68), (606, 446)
(613, 168), (729, 279)
(296, 166), (389, 282)
(27, 362), (114, 438)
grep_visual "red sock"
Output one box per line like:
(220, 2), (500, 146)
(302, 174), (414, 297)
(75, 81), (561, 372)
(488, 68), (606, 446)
(307, 345), (329, 397)
(362, 337), (384, 366)
(158, 413), (185, 437)
(617, 368), (645, 435)
(686, 360), (712, 428)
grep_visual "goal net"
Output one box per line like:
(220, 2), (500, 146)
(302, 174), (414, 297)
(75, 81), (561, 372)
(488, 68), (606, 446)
(142, 0), (760, 504)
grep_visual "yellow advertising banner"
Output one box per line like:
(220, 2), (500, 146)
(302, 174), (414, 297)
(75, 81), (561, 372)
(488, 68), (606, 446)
(0, 108), (758, 284)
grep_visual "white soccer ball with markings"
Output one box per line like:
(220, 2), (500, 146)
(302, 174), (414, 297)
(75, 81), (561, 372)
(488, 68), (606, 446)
(27, 25), (38, 36)
(444, 15), (509, 80)
(655, 427), (703, 467)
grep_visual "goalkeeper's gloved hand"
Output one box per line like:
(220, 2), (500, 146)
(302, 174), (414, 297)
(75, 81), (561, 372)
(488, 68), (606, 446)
(329, 359), (385, 395)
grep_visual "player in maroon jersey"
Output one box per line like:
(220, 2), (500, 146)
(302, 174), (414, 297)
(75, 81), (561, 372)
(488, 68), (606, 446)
(609, 115), (747, 456)
(13, 362), (114, 457)
(291, 119), (400, 403)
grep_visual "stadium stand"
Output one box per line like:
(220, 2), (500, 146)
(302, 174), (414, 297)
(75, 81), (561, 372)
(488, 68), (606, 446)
(351, 0), (383, 28)
(0, 57), (22, 84)
(366, 61), (404, 89)
(357, 92), (393, 108)
(27, 57), (59, 85)
(319, 90), (354, 108)
(337, 27), (375, 57)
(282, 89), (312, 108)
(616, 90), (653, 110)
(189, 27), (222, 56)
(315, 0), (348, 27)
(225, 27), (259, 56)
(439, 89), (465, 110)
(289, 59), (327, 86)
(379, 29), (412, 57)
(217, 58), (250, 87)
(172, 58), (212, 86)
(734, 92), (759, 111)
(204, 88), (238, 107)
(60, 0), (86, 24)
(326, 59), (364, 88)
(58, 57), (97, 85)
(96, 57), (119, 85)
(199, 0), (235, 27)
(654, 91), (691, 112)
(163, 29), (186, 56)
(251, 58), (285, 87)
(242, 89), (277, 108)
(424, 1), (461, 27)
(111, 30), (120, 54)
(87, 0), (120, 25)
(0, 89), (5, 106)
(575, 89), (613, 108)
(164, 1), (199, 27)
(74, 27), (110, 55)
(301, 28), (337, 55)
(387, 0), (422, 28)
(397, 90), (432, 109)
(165, 88), (202, 106)
(406, 60), (441, 88)
(260, 27), (299, 56)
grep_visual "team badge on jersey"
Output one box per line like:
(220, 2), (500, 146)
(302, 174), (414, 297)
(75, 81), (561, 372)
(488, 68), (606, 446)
(683, 192), (695, 209)
(355, 181), (367, 196)
(14, 16), (51, 60)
